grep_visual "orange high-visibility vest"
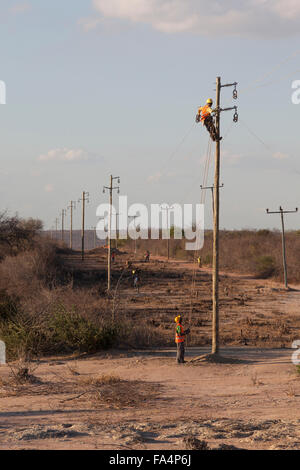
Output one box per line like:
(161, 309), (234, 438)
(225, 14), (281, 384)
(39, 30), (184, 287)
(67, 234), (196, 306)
(199, 104), (212, 122)
(175, 323), (185, 343)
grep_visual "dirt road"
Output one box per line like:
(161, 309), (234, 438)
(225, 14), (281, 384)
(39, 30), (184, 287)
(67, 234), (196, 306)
(0, 347), (300, 450)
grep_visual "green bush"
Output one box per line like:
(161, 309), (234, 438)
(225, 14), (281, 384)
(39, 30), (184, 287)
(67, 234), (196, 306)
(255, 255), (276, 278)
(49, 304), (118, 353)
(0, 301), (120, 359)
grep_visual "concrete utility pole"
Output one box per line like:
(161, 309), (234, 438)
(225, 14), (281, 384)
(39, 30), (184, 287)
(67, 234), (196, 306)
(200, 184), (224, 215)
(78, 191), (89, 261)
(211, 77), (238, 356)
(128, 215), (138, 255)
(103, 175), (120, 292)
(61, 209), (67, 244)
(160, 204), (174, 261)
(68, 201), (76, 250)
(266, 206), (298, 289)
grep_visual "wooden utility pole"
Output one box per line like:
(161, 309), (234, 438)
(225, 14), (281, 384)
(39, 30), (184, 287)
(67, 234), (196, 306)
(266, 206), (298, 289)
(55, 217), (59, 240)
(78, 191), (89, 261)
(160, 204), (174, 260)
(103, 175), (120, 292)
(128, 215), (138, 255)
(92, 226), (97, 249)
(115, 212), (121, 249)
(210, 77), (238, 356)
(68, 201), (76, 250)
(61, 209), (66, 244)
(212, 77), (221, 355)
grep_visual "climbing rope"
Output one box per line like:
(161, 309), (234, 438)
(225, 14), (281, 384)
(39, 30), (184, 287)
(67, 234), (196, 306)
(188, 135), (213, 335)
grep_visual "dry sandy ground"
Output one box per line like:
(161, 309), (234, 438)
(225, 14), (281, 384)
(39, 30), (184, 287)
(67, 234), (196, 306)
(1, 252), (299, 450)
(0, 347), (300, 450)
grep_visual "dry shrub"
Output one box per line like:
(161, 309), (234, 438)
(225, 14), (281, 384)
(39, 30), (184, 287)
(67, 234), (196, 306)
(83, 376), (159, 409)
(8, 354), (41, 385)
(121, 320), (168, 348)
(183, 435), (210, 450)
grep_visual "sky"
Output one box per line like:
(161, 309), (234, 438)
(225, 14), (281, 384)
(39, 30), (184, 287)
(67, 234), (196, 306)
(1, 0), (300, 232)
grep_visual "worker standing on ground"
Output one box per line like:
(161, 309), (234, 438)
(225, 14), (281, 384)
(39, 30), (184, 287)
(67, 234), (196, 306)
(132, 269), (140, 292)
(174, 315), (190, 364)
(197, 256), (202, 269)
(196, 99), (222, 142)
(145, 250), (150, 263)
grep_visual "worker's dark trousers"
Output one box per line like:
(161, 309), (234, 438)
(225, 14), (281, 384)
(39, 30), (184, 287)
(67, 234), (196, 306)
(204, 117), (217, 141)
(176, 342), (185, 363)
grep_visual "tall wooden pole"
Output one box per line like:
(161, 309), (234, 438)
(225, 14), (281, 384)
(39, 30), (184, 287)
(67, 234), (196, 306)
(266, 206), (297, 289)
(81, 192), (85, 261)
(69, 201), (74, 250)
(61, 210), (66, 244)
(280, 209), (288, 289)
(108, 175), (112, 291)
(212, 76), (221, 355)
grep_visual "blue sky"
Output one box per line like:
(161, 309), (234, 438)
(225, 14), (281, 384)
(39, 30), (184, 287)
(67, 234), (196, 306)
(1, 0), (300, 231)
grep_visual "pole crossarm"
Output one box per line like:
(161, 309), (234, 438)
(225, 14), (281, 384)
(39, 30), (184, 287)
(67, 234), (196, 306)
(200, 184), (224, 190)
(220, 82), (238, 88)
(266, 207), (298, 214)
(220, 106), (238, 112)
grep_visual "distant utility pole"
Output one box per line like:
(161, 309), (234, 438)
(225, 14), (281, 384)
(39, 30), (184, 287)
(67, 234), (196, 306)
(160, 204), (174, 261)
(266, 206), (298, 289)
(78, 191), (89, 261)
(103, 175), (120, 292)
(68, 201), (76, 250)
(92, 226), (97, 249)
(61, 209), (67, 244)
(200, 184), (224, 215)
(115, 212), (121, 249)
(55, 218), (59, 241)
(211, 77), (238, 356)
(128, 215), (138, 255)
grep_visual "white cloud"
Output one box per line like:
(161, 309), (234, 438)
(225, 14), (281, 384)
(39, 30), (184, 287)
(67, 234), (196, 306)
(10, 2), (31, 14)
(38, 148), (96, 162)
(90, 0), (300, 38)
(273, 151), (289, 159)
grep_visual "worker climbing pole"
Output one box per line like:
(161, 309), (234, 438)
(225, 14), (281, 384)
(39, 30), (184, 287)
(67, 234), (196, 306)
(195, 77), (238, 358)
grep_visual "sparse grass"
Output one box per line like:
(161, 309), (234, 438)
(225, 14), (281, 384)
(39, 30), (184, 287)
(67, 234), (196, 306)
(80, 374), (122, 386)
